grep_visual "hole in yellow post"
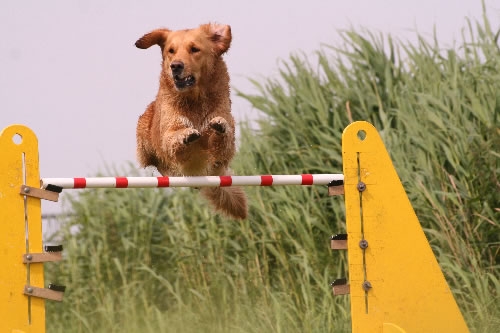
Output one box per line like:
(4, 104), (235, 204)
(357, 130), (366, 141)
(12, 133), (23, 145)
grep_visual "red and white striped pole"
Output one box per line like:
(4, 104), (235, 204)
(41, 174), (343, 190)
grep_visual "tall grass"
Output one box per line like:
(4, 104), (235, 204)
(47, 12), (499, 333)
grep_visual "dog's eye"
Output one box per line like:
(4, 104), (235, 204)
(191, 46), (200, 53)
(168, 48), (175, 54)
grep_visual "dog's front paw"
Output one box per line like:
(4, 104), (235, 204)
(181, 128), (201, 144)
(209, 117), (228, 134)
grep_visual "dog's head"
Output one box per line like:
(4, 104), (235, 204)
(135, 23), (232, 92)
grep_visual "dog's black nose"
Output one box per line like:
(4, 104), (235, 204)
(170, 61), (184, 75)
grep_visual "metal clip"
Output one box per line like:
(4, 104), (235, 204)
(44, 184), (63, 193)
(45, 245), (63, 252)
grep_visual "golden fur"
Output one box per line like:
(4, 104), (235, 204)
(135, 23), (247, 219)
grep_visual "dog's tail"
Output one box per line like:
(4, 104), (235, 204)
(200, 186), (248, 220)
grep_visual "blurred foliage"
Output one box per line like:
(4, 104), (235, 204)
(47, 11), (499, 333)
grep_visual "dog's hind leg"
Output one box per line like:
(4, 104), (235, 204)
(136, 103), (158, 168)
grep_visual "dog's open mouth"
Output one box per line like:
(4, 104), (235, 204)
(174, 75), (196, 89)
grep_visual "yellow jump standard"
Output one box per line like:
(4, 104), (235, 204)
(1, 125), (46, 333)
(336, 121), (469, 332)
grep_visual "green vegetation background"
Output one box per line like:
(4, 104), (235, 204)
(46, 13), (499, 333)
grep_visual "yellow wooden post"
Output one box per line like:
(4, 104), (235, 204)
(341, 121), (469, 332)
(0, 125), (45, 333)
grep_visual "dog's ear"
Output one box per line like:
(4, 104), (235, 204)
(202, 23), (232, 55)
(135, 29), (170, 50)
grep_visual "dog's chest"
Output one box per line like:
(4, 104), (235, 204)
(177, 114), (210, 131)
(164, 101), (217, 131)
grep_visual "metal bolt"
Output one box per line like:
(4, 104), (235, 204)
(359, 239), (368, 249)
(26, 254), (33, 261)
(362, 281), (372, 291)
(23, 187), (30, 194)
(357, 182), (366, 192)
(26, 287), (33, 294)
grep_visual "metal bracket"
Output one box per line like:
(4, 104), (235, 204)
(24, 284), (65, 302)
(23, 252), (62, 264)
(19, 185), (59, 202)
(328, 179), (344, 196)
(330, 233), (348, 250)
(330, 278), (350, 295)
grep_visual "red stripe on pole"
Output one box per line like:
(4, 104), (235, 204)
(220, 176), (232, 187)
(261, 175), (273, 186)
(115, 177), (128, 188)
(157, 176), (170, 187)
(301, 174), (313, 185)
(74, 178), (86, 188)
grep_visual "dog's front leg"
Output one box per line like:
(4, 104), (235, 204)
(163, 128), (201, 157)
(206, 116), (235, 174)
(162, 126), (213, 176)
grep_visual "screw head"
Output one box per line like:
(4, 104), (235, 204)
(26, 287), (34, 294)
(357, 182), (366, 192)
(362, 281), (372, 291)
(359, 239), (369, 249)
(23, 187), (30, 193)
(26, 254), (33, 261)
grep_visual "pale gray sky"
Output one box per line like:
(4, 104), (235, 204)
(1, 0), (498, 214)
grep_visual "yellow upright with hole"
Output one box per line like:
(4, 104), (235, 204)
(342, 121), (469, 332)
(0, 125), (45, 333)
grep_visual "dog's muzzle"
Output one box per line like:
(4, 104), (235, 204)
(170, 61), (195, 89)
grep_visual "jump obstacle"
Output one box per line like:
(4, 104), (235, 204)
(0, 121), (470, 332)
(40, 174), (344, 190)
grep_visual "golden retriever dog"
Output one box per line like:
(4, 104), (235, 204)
(135, 23), (247, 219)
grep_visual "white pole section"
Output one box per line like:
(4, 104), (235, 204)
(40, 174), (343, 189)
